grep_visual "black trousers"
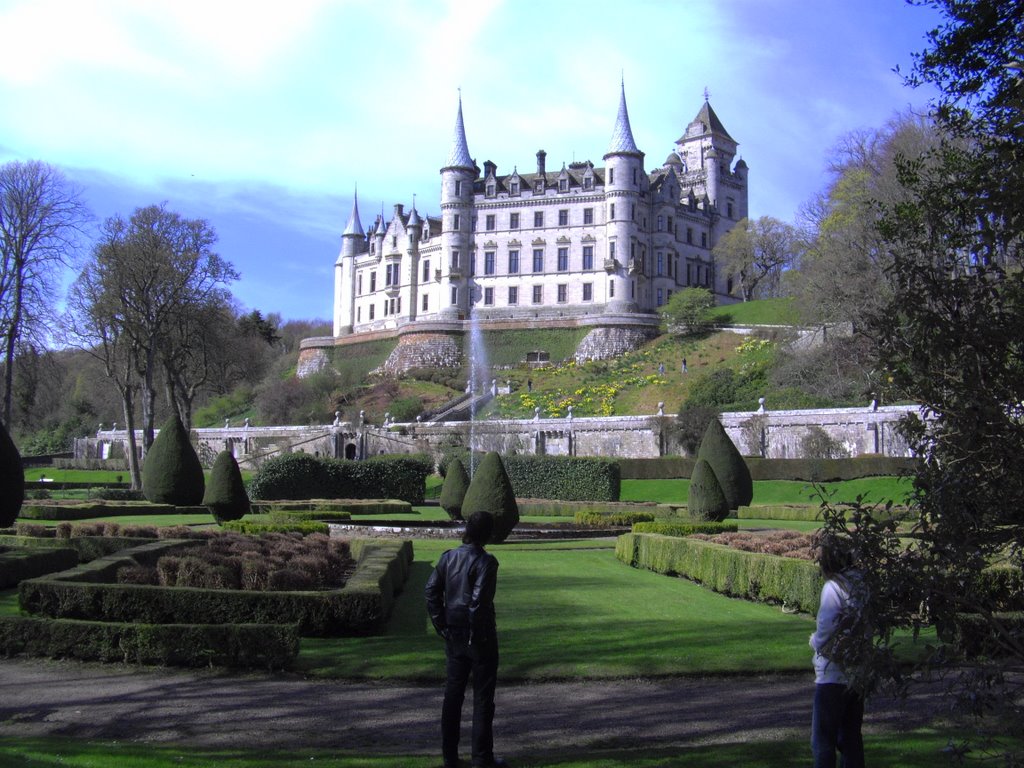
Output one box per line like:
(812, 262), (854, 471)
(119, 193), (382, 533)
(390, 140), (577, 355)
(442, 636), (499, 767)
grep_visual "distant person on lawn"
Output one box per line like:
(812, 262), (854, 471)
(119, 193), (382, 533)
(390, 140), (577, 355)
(809, 532), (866, 768)
(425, 511), (508, 768)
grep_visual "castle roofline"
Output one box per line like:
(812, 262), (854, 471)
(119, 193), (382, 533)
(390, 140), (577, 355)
(443, 94), (475, 170)
(677, 99), (736, 145)
(605, 81), (642, 157)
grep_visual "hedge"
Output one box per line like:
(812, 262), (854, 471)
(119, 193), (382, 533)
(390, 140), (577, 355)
(631, 521), (740, 537)
(617, 456), (919, 481)
(616, 532), (823, 613)
(977, 566), (1024, 612)
(517, 500), (658, 518)
(0, 534), (166, 563)
(502, 455), (620, 501)
(19, 502), (180, 520)
(250, 499), (411, 516)
(0, 616), (298, 669)
(18, 538), (412, 637)
(574, 510), (657, 526)
(737, 504), (913, 522)
(220, 521), (331, 535)
(0, 547), (79, 588)
(950, 612), (1024, 658)
(248, 454), (432, 504)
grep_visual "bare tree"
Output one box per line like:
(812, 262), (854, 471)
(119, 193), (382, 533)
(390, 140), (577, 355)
(713, 216), (798, 301)
(0, 160), (90, 427)
(83, 204), (238, 453)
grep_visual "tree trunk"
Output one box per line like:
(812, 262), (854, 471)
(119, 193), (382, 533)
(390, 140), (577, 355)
(2, 273), (22, 427)
(121, 388), (142, 491)
(140, 345), (157, 452)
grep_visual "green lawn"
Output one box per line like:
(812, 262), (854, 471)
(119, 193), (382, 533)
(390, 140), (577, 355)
(0, 730), (999, 767)
(296, 538), (815, 680)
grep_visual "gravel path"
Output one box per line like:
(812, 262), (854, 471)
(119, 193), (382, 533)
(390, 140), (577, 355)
(0, 659), (945, 757)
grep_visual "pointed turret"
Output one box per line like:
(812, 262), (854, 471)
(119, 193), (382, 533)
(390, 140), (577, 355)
(607, 80), (641, 156)
(342, 189), (364, 238)
(444, 94), (474, 170)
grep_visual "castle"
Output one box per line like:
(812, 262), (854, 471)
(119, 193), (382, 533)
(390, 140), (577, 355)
(300, 84), (748, 376)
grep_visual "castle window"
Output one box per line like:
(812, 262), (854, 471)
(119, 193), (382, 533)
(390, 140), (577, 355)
(582, 283), (593, 302)
(535, 180), (543, 193)
(631, 280), (635, 299)
(559, 178), (568, 192)
(484, 287), (494, 305)
(701, 232), (708, 248)
(486, 214), (495, 231)
(657, 252), (664, 276)
(582, 245), (594, 270)
(369, 304), (375, 320)
(610, 203), (615, 218)
(486, 183), (495, 197)
(557, 247), (568, 271)
(421, 294), (428, 312)
(453, 213), (460, 230)
(422, 260), (430, 282)
(657, 288), (664, 306)
(632, 168), (638, 185)
(510, 212), (520, 229)
(584, 176), (593, 190)
(357, 273), (363, 295)
(657, 215), (664, 232)
(392, 236), (397, 249)
(370, 273), (377, 292)
(727, 198), (734, 219)
(451, 250), (460, 269)
(631, 204), (635, 221)
(508, 286), (518, 305)
(484, 251), (495, 275)
(510, 181), (519, 195)
(532, 249), (544, 272)
(557, 284), (567, 303)
(532, 285), (543, 304)
(558, 209), (568, 226)
(609, 280), (615, 297)
(686, 227), (693, 245)
(534, 211), (544, 228)
(609, 168), (614, 184)
(454, 180), (462, 196)
(583, 208), (593, 225)
(667, 215), (674, 234)
(470, 253), (476, 276)
(451, 286), (458, 305)
(508, 249), (520, 274)
(687, 263), (692, 284)
(357, 306), (361, 322)
(609, 241), (615, 259)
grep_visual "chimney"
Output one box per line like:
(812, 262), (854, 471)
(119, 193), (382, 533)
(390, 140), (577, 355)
(393, 203), (404, 218)
(536, 150), (547, 176)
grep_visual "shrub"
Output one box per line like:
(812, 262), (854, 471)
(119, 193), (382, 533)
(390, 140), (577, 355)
(142, 414), (205, 506)
(800, 426), (848, 459)
(632, 521), (739, 536)
(439, 458), (470, 521)
(697, 419), (753, 510)
(688, 458), (730, 522)
(672, 406), (720, 456)
(502, 455), (620, 501)
(574, 510), (657, 526)
(248, 453), (431, 504)
(0, 419), (24, 527)
(204, 451), (251, 524)
(461, 452), (519, 544)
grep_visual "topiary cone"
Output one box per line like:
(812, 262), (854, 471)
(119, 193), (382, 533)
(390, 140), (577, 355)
(461, 451), (519, 544)
(0, 419), (24, 527)
(439, 457), (470, 521)
(696, 418), (753, 510)
(688, 458), (730, 522)
(142, 413), (205, 506)
(203, 450), (250, 524)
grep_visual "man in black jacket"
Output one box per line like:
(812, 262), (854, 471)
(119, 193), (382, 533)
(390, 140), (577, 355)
(425, 511), (507, 768)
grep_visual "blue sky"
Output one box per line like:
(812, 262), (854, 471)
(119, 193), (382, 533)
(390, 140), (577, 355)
(0, 0), (942, 323)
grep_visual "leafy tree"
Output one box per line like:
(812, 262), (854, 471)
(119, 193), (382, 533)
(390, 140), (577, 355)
(203, 450), (250, 523)
(671, 405), (719, 456)
(439, 457), (470, 521)
(687, 458), (729, 522)
(0, 160), (89, 427)
(819, 0), (1024, 753)
(696, 418), (752, 510)
(461, 451), (519, 544)
(658, 287), (715, 335)
(713, 216), (799, 301)
(141, 412), (205, 506)
(0, 417), (24, 526)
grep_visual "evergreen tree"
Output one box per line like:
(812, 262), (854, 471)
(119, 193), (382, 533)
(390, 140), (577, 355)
(142, 413), (205, 505)
(0, 419), (24, 526)
(696, 418), (753, 510)
(461, 451), (519, 544)
(687, 458), (730, 522)
(203, 450), (250, 523)
(439, 457), (470, 521)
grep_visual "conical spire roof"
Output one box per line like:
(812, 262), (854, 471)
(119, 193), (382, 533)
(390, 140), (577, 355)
(678, 99), (736, 145)
(342, 189), (364, 237)
(445, 94), (474, 170)
(607, 81), (640, 155)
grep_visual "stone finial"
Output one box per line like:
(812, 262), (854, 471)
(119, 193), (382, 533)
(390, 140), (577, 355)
(757, 397), (766, 413)
(359, 410), (365, 425)
(870, 398), (878, 412)
(657, 402), (664, 417)
(567, 405), (574, 421)
(97, 423), (103, 435)
(225, 418), (230, 428)
(112, 422), (117, 431)
(244, 418), (251, 428)
(333, 411), (341, 426)
(534, 407), (541, 422)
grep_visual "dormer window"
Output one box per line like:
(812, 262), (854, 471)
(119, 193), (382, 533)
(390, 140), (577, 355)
(535, 180), (544, 193)
(486, 183), (496, 197)
(583, 176), (593, 190)
(510, 181), (519, 195)
(559, 178), (568, 192)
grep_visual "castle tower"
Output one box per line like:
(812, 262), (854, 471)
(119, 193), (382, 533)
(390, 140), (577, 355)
(405, 204), (422, 320)
(439, 95), (476, 319)
(602, 81), (644, 313)
(333, 189), (364, 336)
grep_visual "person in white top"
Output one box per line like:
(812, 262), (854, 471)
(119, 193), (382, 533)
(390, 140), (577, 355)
(809, 533), (865, 768)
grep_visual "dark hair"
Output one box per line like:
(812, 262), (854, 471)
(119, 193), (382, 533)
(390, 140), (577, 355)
(814, 531), (854, 579)
(463, 511), (493, 545)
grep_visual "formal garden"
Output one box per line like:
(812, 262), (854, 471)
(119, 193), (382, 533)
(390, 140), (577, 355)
(2, 409), (1020, 767)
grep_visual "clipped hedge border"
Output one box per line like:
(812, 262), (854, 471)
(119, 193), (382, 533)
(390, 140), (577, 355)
(221, 521), (330, 535)
(631, 521), (739, 537)
(617, 456), (919, 481)
(518, 500), (656, 518)
(0, 547), (79, 588)
(250, 499), (410, 516)
(574, 510), (656, 526)
(0, 534), (164, 563)
(503, 455), (620, 501)
(18, 538), (413, 637)
(20, 503), (180, 521)
(951, 611), (1024, 658)
(0, 616), (298, 669)
(249, 454), (432, 504)
(737, 504), (913, 522)
(616, 532), (823, 613)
